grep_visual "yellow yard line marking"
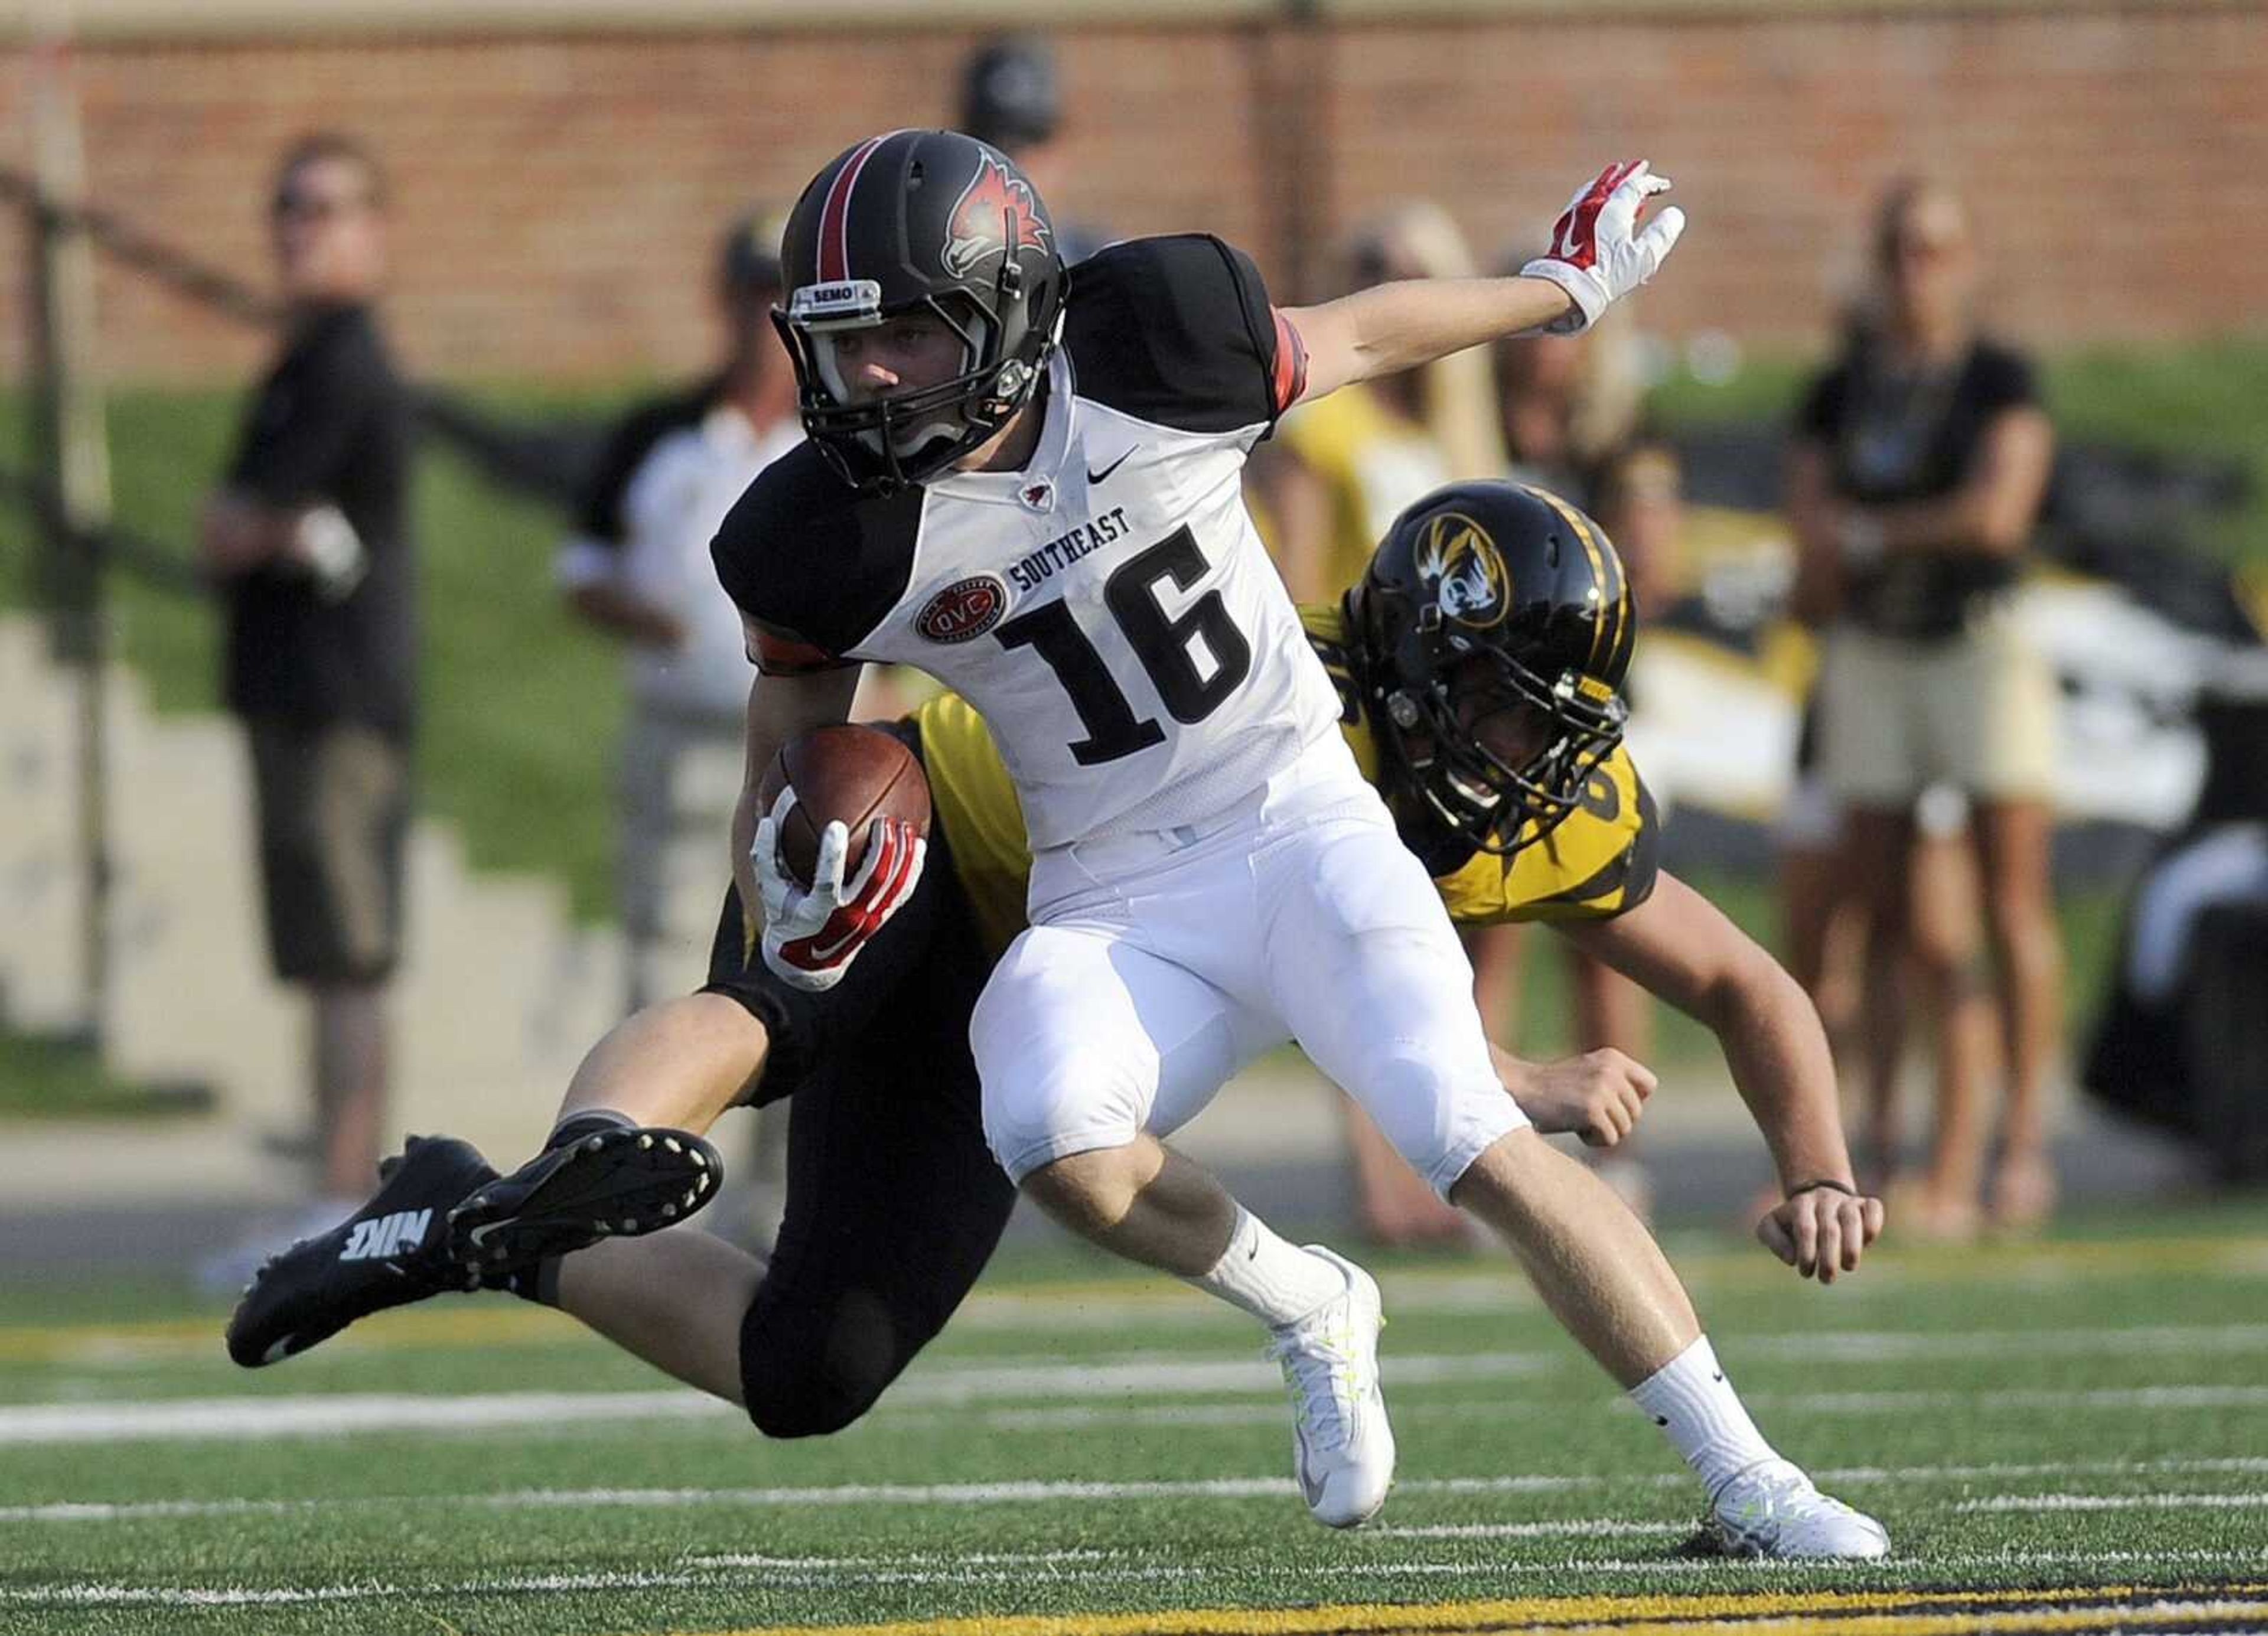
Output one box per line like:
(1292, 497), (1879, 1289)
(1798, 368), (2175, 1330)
(682, 1584), (2268, 1636)
(0, 1303), (576, 1363)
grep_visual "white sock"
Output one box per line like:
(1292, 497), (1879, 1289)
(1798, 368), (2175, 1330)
(1184, 1205), (1347, 1327)
(1627, 1335), (1779, 1498)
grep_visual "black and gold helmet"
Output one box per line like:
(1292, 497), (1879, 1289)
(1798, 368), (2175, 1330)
(1351, 480), (1634, 855)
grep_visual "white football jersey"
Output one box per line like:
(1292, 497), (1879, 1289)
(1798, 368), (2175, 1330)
(714, 235), (1344, 849)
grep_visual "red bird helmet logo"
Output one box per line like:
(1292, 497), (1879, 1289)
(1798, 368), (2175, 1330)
(942, 155), (1052, 280)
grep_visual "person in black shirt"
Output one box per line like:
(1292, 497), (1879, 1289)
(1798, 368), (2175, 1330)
(198, 133), (415, 1256)
(1785, 178), (2059, 1234)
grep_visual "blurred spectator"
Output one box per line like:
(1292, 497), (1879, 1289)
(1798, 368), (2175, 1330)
(958, 35), (1110, 265)
(1785, 178), (2059, 1234)
(197, 133), (414, 1276)
(1474, 271), (1650, 1087)
(1570, 442), (1683, 1066)
(1494, 293), (1645, 504)
(555, 213), (804, 1251)
(1249, 200), (1503, 1246)
(1255, 201), (1503, 601)
(557, 213), (803, 1013)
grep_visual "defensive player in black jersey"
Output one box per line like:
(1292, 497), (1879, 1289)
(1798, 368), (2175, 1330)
(234, 480), (1889, 1558)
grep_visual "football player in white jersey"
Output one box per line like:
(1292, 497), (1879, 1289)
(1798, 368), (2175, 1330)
(702, 129), (1876, 1550)
(233, 133), (1886, 1556)
(233, 481), (1889, 1559)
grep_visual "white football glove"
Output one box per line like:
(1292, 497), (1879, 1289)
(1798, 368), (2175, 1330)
(1520, 159), (1687, 335)
(752, 785), (926, 992)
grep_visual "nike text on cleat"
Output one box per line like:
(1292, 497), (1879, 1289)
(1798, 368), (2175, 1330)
(1265, 1244), (1396, 1528)
(444, 1123), (724, 1275)
(225, 1135), (497, 1369)
(1697, 1458), (1891, 1559)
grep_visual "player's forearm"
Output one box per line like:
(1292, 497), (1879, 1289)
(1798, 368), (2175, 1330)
(198, 491), (298, 575)
(1706, 956), (1857, 1191)
(1288, 276), (1576, 397)
(566, 583), (686, 648)
(1864, 488), (2029, 559)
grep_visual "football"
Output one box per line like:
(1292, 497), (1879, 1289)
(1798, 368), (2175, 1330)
(756, 724), (931, 888)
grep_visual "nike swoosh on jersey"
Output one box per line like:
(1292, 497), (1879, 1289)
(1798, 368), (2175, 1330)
(1085, 448), (1135, 485)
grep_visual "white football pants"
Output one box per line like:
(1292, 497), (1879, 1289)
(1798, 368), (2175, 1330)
(973, 732), (1526, 1197)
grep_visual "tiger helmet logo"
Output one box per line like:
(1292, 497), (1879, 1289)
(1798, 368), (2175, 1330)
(942, 154), (1052, 280)
(1413, 511), (1511, 629)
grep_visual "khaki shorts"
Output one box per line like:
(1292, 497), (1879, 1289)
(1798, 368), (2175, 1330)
(1816, 606), (2057, 810)
(248, 719), (411, 985)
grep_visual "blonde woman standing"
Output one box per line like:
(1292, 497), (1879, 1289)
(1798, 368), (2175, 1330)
(1786, 180), (2060, 1232)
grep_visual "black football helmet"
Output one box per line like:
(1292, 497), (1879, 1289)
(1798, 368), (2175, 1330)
(1351, 480), (1635, 855)
(775, 129), (1067, 492)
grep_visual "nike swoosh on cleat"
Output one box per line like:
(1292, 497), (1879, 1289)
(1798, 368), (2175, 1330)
(1086, 448), (1135, 485)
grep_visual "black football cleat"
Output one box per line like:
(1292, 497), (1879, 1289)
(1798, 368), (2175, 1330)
(226, 1135), (498, 1368)
(445, 1123), (722, 1277)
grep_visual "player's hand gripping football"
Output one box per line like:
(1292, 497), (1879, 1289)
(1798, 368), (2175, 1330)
(753, 786), (926, 992)
(1520, 160), (1687, 335)
(1757, 1181), (1887, 1286)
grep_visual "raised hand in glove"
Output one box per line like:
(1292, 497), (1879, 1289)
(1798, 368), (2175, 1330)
(1521, 159), (1686, 335)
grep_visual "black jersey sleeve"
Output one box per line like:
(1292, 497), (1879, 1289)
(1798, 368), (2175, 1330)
(1062, 234), (1305, 437)
(1968, 341), (2041, 416)
(227, 312), (391, 508)
(709, 442), (924, 674)
(571, 380), (717, 547)
(1793, 361), (1849, 444)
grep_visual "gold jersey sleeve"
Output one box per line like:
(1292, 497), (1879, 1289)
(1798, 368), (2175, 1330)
(1299, 601), (1661, 927)
(915, 604), (1658, 956)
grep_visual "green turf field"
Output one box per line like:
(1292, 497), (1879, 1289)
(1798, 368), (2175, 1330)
(2, 1205), (2264, 1635)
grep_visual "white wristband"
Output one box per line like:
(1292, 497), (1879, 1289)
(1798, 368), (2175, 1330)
(297, 506), (367, 601)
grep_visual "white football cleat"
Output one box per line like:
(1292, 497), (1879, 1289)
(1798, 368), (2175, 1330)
(1700, 1458), (1890, 1559)
(1264, 1245), (1395, 1528)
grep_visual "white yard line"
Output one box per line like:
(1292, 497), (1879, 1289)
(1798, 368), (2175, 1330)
(4, 1547), (2265, 1609)
(1734, 1324), (2268, 1363)
(1751, 1385), (2268, 1413)
(1371, 1519), (1686, 1540)
(9, 1456), (2268, 1526)
(10, 1369), (2268, 1448)
(1957, 1491), (2268, 1513)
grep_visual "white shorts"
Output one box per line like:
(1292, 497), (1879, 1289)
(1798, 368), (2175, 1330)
(972, 734), (1527, 1198)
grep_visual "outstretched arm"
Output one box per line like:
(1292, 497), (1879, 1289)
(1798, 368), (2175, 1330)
(1283, 161), (1686, 403)
(1557, 871), (1886, 1282)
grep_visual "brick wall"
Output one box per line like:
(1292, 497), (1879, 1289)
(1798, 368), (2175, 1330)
(1, 5), (2260, 386)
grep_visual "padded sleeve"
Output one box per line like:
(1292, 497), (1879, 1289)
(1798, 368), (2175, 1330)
(1063, 234), (1299, 435)
(227, 321), (384, 507)
(709, 444), (923, 673)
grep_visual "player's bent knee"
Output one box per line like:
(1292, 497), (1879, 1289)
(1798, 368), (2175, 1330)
(1350, 1045), (1525, 1201)
(739, 1289), (908, 1441)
